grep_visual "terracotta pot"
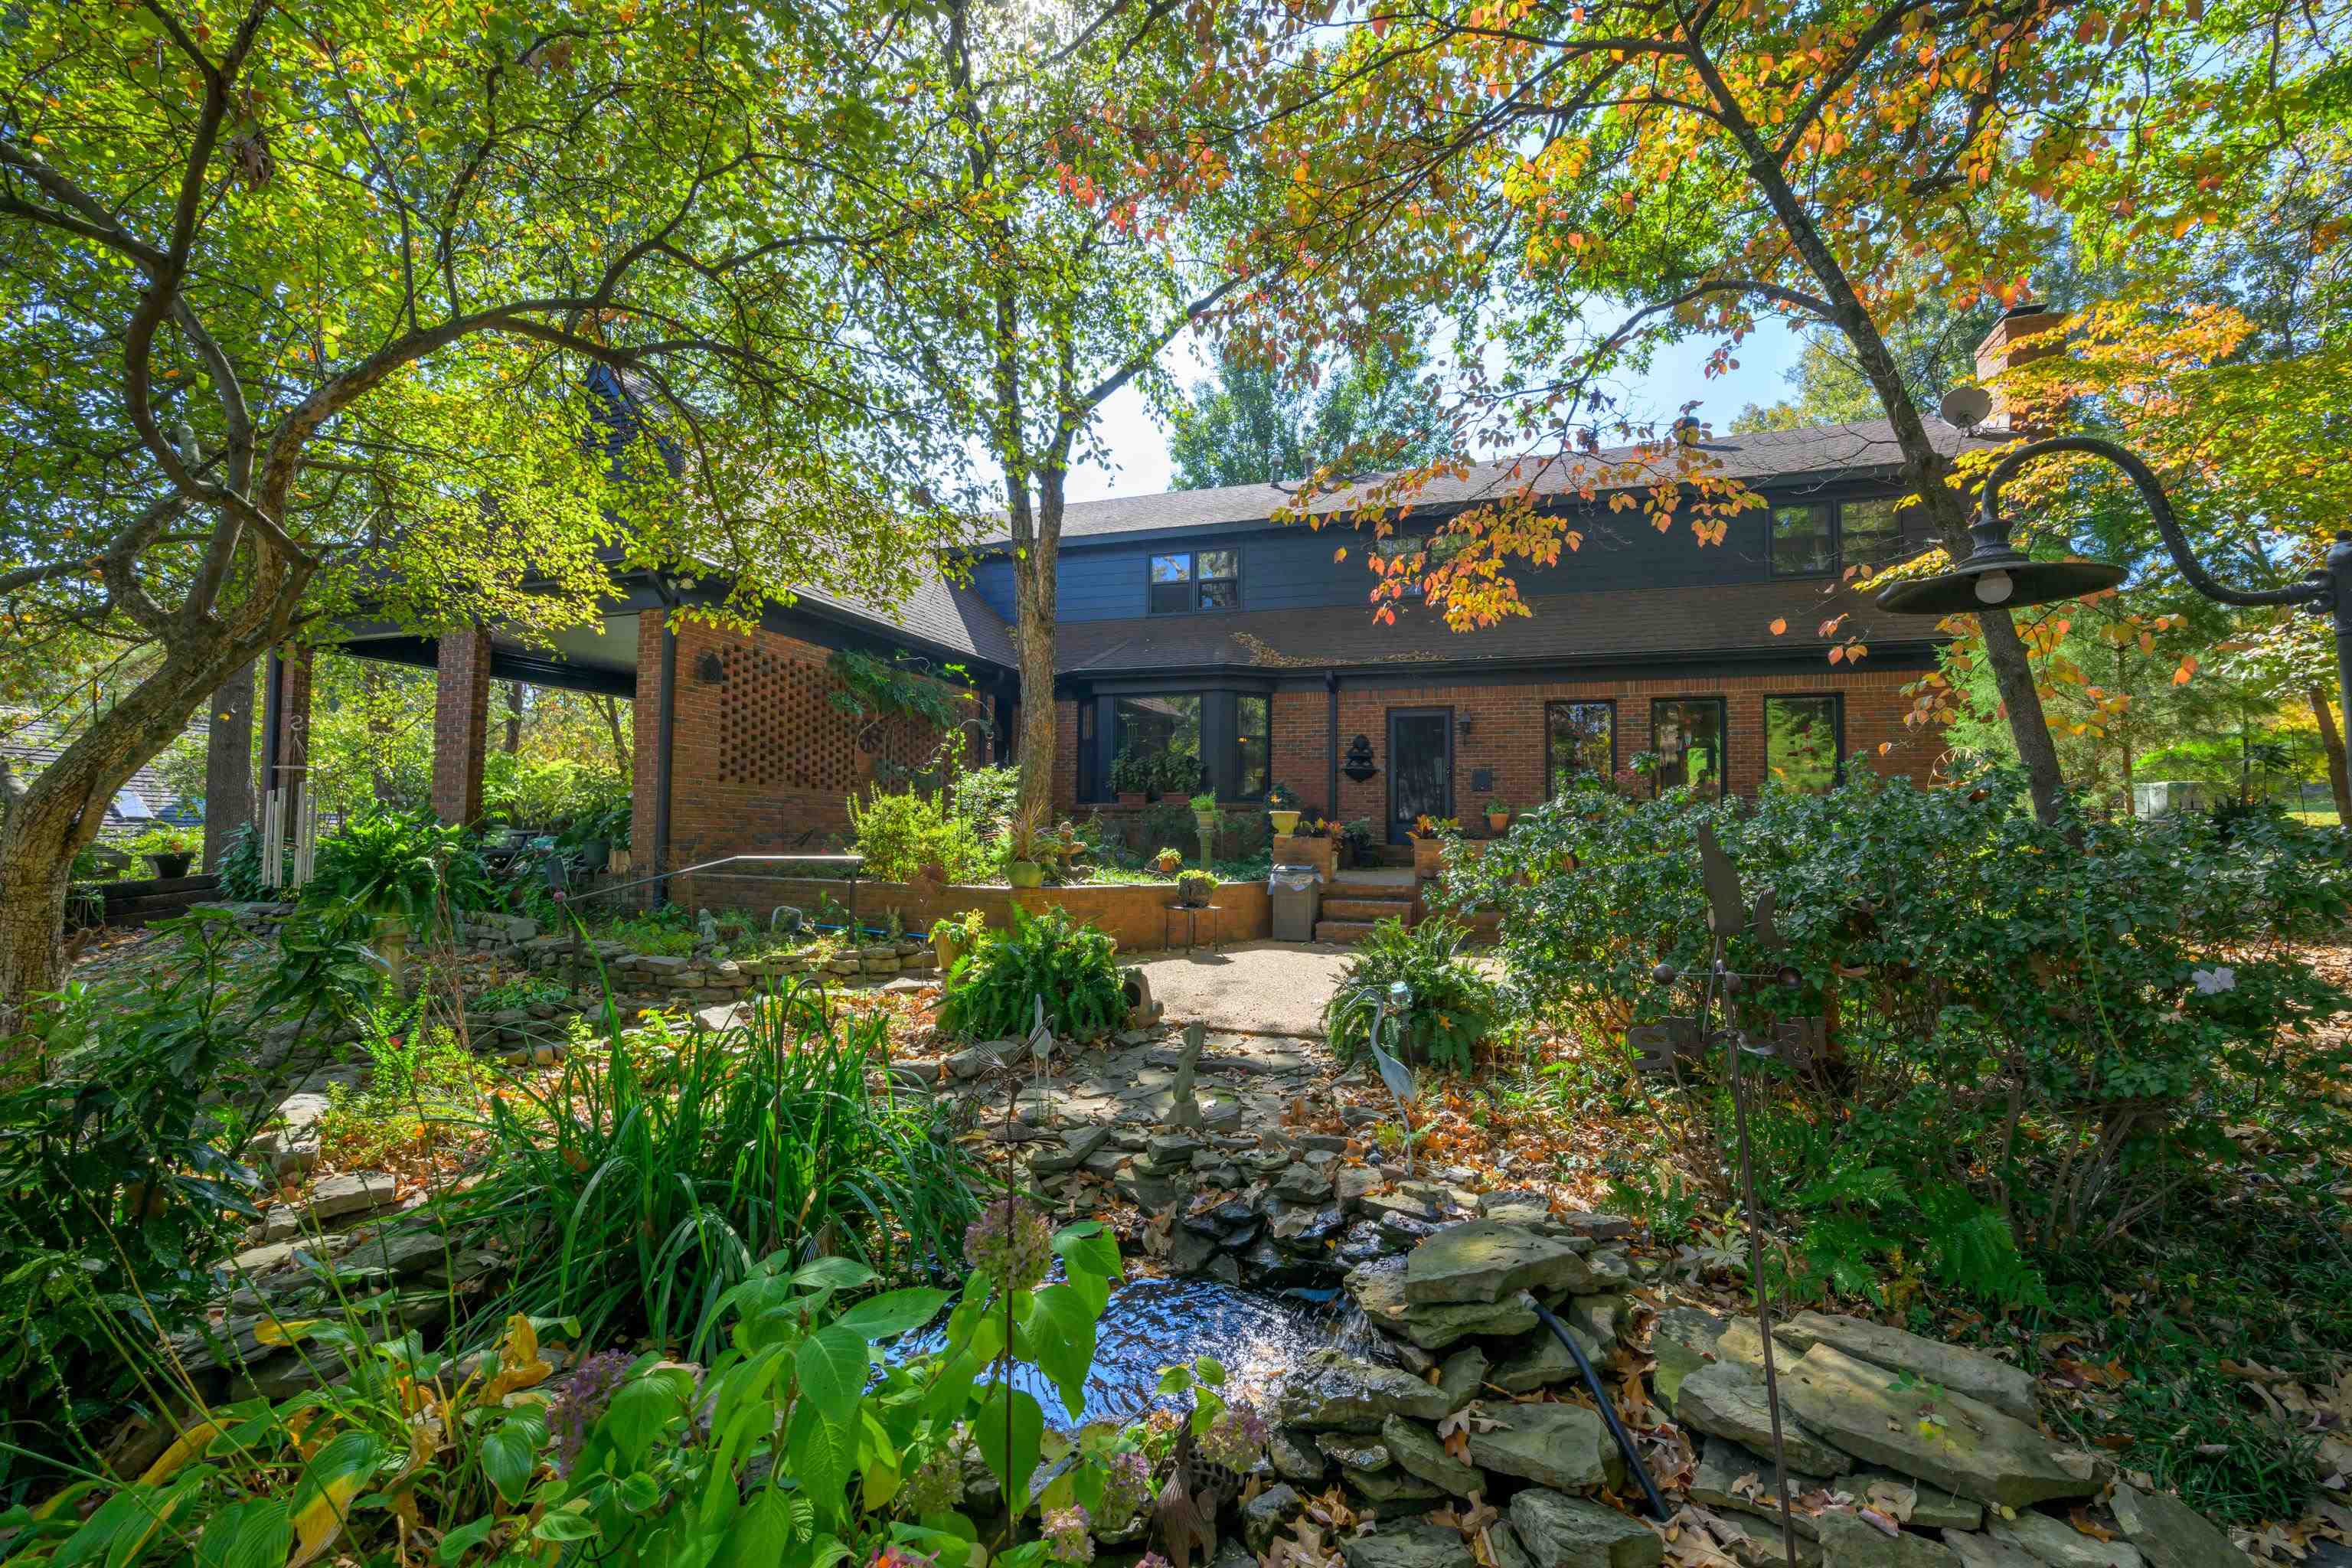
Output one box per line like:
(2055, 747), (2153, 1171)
(1117, 792), (1147, 808)
(1486, 812), (1511, 834)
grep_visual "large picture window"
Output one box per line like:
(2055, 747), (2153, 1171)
(1764, 695), (1842, 792)
(1546, 701), (1615, 795)
(1651, 698), (1726, 799)
(1148, 549), (1240, 613)
(1115, 694), (1203, 793)
(1839, 498), (1905, 572)
(1770, 505), (1834, 577)
(1104, 689), (1272, 800)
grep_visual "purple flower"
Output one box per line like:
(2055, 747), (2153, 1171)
(544, 1350), (635, 1475)
(1196, 1402), (1267, 1471)
(963, 1197), (1051, 1295)
(1097, 1449), (1152, 1525)
(1044, 1505), (1095, 1566)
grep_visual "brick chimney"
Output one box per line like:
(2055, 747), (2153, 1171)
(1971, 302), (2066, 432)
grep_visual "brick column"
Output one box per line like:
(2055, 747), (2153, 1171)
(432, 626), (495, 825)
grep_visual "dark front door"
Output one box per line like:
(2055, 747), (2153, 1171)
(1387, 707), (1454, 843)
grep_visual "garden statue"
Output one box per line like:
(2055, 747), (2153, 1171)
(1166, 1021), (1206, 1131)
(695, 906), (720, 945)
(1364, 979), (1420, 1176)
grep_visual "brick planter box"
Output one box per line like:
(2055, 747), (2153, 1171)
(670, 871), (1271, 953)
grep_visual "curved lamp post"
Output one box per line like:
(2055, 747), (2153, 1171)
(1876, 432), (2352, 738)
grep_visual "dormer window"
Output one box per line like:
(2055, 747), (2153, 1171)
(1149, 549), (1240, 613)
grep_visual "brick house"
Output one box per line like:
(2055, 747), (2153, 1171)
(286, 410), (1991, 890)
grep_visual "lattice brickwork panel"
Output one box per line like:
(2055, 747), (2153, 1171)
(713, 646), (856, 791)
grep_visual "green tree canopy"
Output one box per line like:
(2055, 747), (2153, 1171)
(0, 0), (962, 1012)
(1168, 345), (1455, 489)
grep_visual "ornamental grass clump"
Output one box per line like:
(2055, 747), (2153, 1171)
(430, 979), (979, 1352)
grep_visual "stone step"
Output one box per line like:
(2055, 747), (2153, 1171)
(1314, 919), (1383, 943)
(1321, 897), (1415, 922)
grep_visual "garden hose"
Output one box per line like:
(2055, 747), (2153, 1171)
(1519, 1292), (1670, 1521)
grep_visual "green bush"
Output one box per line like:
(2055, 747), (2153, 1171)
(431, 986), (978, 1350)
(12, 1210), (1243, 1568)
(949, 761), (1021, 838)
(215, 820), (288, 901)
(1321, 915), (1501, 1072)
(304, 808), (497, 933)
(0, 910), (376, 1484)
(937, 903), (1126, 1041)
(1442, 773), (2352, 1303)
(849, 787), (993, 883)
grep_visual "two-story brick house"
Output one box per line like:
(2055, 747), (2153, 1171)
(298, 409), (1989, 890)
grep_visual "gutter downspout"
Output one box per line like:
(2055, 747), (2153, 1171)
(1325, 668), (1341, 819)
(653, 580), (678, 908)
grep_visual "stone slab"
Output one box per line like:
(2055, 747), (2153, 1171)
(1406, 1221), (1601, 1305)
(1382, 1416), (1483, 1496)
(1814, 1513), (1959, 1568)
(1676, 1363), (1854, 1478)
(1779, 1345), (2098, 1511)
(2109, 1485), (2256, 1568)
(1509, 1488), (1664, 1568)
(1341, 1521), (1478, 1568)
(1465, 1402), (1622, 1494)
(1988, 1515), (2142, 1568)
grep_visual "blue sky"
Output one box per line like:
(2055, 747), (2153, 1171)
(1062, 316), (1810, 501)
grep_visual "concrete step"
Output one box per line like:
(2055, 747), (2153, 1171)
(1320, 897), (1414, 923)
(1314, 919), (1382, 944)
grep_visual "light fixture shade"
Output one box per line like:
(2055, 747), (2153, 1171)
(1876, 549), (2125, 616)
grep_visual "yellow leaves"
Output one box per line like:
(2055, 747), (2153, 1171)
(256, 1316), (319, 1346)
(138, 1419), (230, 1485)
(481, 1315), (554, 1403)
(288, 1432), (387, 1568)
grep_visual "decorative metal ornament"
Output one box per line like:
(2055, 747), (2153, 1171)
(1877, 429), (2352, 795)
(1364, 979), (1420, 1176)
(1648, 827), (1806, 1568)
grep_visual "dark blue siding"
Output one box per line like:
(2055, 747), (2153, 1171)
(972, 557), (1018, 621)
(1041, 508), (1782, 622)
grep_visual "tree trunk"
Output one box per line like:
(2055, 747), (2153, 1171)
(1011, 469), (1065, 823)
(201, 662), (256, 871)
(596, 695), (631, 778)
(2, 641), (251, 1031)
(2308, 684), (2351, 825)
(504, 681), (524, 753)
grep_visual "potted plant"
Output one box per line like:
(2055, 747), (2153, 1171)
(929, 907), (988, 974)
(1484, 799), (1513, 834)
(1004, 802), (1048, 889)
(1267, 782), (1302, 836)
(1174, 870), (1216, 908)
(1110, 746), (1152, 807)
(1409, 815), (1455, 878)
(1284, 816), (1338, 881)
(127, 826), (199, 879)
(1339, 818), (1377, 869)
(1152, 845), (1184, 874)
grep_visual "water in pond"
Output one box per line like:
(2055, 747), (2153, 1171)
(897, 1276), (1341, 1429)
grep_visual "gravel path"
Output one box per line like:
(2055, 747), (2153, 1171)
(1126, 939), (1355, 1038)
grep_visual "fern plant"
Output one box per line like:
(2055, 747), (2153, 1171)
(1321, 916), (1501, 1073)
(937, 903), (1126, 1041)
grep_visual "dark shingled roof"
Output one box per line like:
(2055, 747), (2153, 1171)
(1048, 577), (1930, 675)
(994, 418), (1980, 546)
(795, 561), (1015, 667)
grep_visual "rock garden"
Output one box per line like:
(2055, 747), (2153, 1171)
(5, 782), (2349, 1568)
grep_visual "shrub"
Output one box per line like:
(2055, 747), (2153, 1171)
(431, 986), (978, 1349)
(1442, 773), (2352, 1301)
(0, 910), (376, 1479)
(1321, 916), (1501, 1073)
(215, 819), (289, 901)
(950, 761), (1021, 837)
(849, 787), (992, 883)
(304, 808), (497, 933)
(938, 904), (1126, 1041)
(16, 1215), (1184, 1568)
(318, 1005), (493, 1167)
